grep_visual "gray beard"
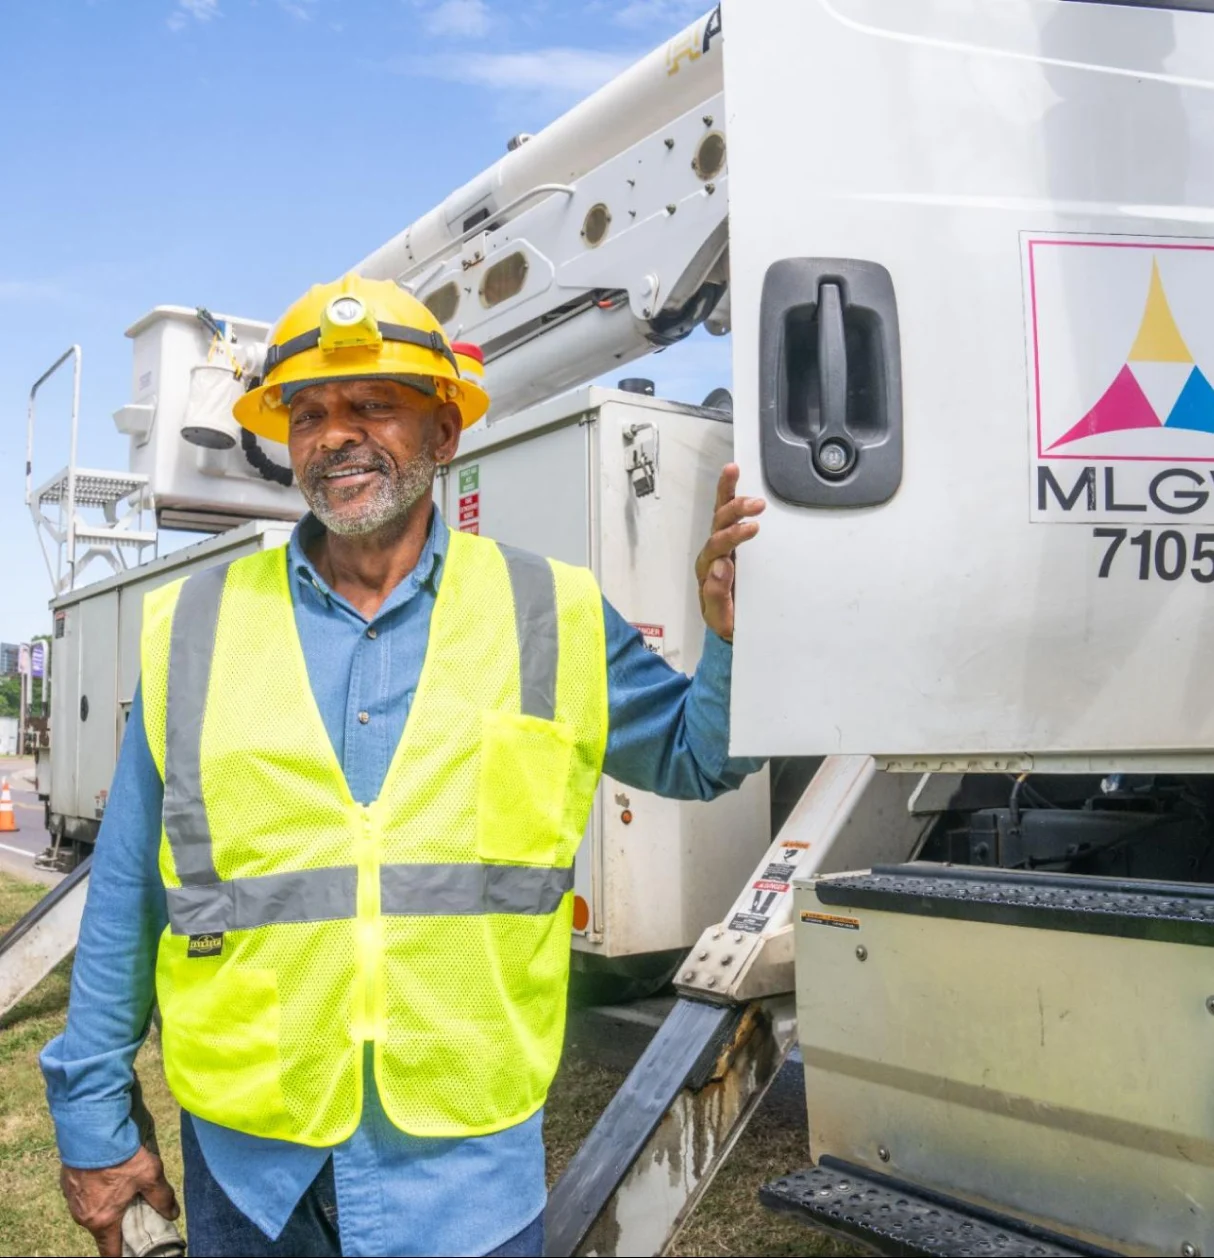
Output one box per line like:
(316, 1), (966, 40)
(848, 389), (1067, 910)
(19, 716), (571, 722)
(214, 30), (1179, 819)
(302, 447), (438, 537)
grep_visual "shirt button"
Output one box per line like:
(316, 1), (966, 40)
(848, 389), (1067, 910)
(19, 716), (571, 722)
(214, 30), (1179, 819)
(366, 627), (378, 639)
(358, 711), (370, 725)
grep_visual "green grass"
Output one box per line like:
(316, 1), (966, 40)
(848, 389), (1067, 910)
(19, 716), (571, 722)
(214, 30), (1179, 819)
(0, 872), (853, 1256)
(0, 876), (184, 1258)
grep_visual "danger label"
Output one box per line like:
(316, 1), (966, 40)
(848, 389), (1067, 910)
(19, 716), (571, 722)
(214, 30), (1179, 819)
(457, 487), (480, 535)
(631, 622), (665, 657)
(748, 888), (780, 916)
(752, 879), (789, 894)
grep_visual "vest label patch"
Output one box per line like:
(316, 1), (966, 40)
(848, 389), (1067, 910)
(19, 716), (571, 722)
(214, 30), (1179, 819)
(187, 933), (224, 958)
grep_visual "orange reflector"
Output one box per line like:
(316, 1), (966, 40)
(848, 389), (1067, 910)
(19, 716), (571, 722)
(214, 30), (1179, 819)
(572, 895), (590, 932)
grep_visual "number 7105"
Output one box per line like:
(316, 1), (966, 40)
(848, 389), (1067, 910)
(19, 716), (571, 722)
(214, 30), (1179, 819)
(1094, 528), (1214, 583)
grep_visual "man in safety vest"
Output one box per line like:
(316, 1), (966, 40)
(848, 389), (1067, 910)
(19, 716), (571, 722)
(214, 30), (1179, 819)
(42, 275), (766, 1258)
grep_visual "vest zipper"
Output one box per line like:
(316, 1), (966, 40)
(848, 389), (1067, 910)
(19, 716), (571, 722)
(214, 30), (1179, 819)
(354, 804), (382, 1044)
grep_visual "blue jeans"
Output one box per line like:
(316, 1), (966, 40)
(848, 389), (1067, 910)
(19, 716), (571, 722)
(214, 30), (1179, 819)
(181, 1113), (544, 1257)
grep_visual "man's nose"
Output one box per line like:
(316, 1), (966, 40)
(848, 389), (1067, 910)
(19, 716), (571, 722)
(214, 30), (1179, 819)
(315, 406), (367, 450)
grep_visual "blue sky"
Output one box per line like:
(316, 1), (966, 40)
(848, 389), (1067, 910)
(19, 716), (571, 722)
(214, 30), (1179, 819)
(0, 0), (726, 645)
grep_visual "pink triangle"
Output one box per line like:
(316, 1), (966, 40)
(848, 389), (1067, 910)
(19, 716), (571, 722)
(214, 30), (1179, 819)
(1049, 363), (1162, 449)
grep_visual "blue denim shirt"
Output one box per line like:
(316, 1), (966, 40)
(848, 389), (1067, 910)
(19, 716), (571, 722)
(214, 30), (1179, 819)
(41, 508), (763, 1257)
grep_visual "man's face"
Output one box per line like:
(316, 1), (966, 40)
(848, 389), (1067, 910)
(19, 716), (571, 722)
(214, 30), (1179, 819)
(287, 379), (461, 536)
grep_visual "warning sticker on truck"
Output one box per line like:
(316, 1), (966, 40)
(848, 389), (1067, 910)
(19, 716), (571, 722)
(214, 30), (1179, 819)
(631, 623), (665, 657)
(457, 465), (481, 534)
(727, 912), (769, 935)
(1026, 234), (1214, 527)
(799, 911), (861, 931)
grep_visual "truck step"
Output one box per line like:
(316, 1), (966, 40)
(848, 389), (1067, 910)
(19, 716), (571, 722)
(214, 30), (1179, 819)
(760, 1159), (1115, 1257)
(817, 864), (1214, 946)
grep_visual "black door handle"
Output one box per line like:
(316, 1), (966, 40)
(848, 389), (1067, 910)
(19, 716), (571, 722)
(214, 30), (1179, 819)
(759, 258), (902, 508)
(815, 281), (855, 477)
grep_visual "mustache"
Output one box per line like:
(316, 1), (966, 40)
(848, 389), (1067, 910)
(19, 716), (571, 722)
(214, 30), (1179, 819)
(303, 448), (394, 490)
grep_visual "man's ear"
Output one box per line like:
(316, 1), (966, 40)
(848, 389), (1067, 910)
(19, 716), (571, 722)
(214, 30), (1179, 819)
(434, 402), (463, 465)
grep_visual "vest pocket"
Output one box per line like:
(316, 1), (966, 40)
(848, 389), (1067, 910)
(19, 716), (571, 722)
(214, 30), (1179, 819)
(159, 964), (291, 1137)
(477, 709), (575, 868)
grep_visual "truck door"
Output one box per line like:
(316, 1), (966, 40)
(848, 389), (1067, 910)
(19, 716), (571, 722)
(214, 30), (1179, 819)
(724, 0), (1214, 762)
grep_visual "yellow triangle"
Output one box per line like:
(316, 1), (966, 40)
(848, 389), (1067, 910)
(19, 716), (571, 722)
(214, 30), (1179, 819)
(1128, 259), (1193, 363)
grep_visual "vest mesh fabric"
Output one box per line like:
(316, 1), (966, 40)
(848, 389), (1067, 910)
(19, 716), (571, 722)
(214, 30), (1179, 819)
(140, 531), (607, 1144)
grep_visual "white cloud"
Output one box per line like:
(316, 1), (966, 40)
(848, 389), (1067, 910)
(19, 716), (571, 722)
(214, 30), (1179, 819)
(613, 0), (706, 31)
(411, 47), (634, 94)
(167, 0), (219, 31)
(277, 0), (317, 19)
(425, 0), (491, 38)
(0, 280), (67, 303)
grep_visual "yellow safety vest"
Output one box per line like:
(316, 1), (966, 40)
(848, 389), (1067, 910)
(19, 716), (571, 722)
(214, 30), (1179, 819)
(140, 530), (608, 1145)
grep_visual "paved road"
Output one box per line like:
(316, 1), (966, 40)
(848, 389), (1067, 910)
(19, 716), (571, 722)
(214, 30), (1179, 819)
(0, 756), (60, 888)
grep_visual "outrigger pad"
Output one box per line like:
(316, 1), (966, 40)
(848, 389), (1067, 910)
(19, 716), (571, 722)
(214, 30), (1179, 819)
(545, 997), (742, 1257)
(760, 1160), (1115, 1258)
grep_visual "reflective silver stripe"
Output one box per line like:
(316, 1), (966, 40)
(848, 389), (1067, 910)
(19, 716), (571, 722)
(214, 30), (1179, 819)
(497, 543), (559, 721)
(380, 863), (574, 917)
(163, 563), (231, 885)
(166, 863), (569, 932)
(166, 867), (359, 935)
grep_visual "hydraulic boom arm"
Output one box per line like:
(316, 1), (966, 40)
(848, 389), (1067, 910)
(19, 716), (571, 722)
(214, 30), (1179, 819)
(356, 7), (729, 421)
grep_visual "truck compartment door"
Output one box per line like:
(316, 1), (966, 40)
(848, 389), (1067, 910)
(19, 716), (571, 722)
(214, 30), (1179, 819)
(724, 0), (1214, 760)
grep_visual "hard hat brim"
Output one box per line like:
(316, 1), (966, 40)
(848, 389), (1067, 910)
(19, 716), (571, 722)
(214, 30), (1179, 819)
(233, 364), (491, 443)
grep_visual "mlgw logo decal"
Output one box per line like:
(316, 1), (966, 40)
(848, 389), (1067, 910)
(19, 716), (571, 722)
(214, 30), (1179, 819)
(1027, 236), (1214, 525)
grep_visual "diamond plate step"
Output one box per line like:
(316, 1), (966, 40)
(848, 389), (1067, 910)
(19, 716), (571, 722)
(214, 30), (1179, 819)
(760, 1161), (1115, 1257)
(815, 864), (1214, 947)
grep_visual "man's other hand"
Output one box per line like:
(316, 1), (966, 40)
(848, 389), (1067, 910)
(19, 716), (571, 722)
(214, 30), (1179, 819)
(696, 464), (766, 643)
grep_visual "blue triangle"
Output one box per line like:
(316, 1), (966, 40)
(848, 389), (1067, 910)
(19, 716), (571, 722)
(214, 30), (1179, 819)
(1165, 367), (1214, 432)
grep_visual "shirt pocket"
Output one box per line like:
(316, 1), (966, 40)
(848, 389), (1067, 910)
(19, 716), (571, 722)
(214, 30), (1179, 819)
(476, 709), (575, 868)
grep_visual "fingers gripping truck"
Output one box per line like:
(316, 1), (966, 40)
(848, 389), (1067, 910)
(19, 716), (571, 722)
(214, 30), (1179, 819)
(10, 3), (1214, 1255)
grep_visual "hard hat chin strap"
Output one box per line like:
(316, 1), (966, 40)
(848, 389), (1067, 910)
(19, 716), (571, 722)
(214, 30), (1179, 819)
(263, 322), (460, 378)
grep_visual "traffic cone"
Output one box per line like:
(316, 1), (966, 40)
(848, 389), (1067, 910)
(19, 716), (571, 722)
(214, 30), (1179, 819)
(0, 779), (17, 833)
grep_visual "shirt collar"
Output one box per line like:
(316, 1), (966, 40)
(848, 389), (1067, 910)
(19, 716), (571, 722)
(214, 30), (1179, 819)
(288, 504), (448, 617)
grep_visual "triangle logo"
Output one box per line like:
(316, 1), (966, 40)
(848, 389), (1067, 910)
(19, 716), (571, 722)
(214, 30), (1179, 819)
(1051, 256), (1201, 449)
(1049, 363), (1160, 449)
(1164, 367), (1214, 433)
(1128, 260), (1193, 364)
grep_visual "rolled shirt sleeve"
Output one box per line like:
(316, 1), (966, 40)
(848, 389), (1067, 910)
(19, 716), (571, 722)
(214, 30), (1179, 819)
(601, 598), (765, 801)
(40, 684), (168, 1169)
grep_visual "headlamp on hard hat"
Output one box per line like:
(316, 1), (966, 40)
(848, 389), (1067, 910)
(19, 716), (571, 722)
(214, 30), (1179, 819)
(318, 295), (382, 353)
(233, 274), (491, 442)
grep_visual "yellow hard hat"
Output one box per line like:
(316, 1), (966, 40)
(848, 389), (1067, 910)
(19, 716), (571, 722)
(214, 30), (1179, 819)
(233, 273), (490, 442)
